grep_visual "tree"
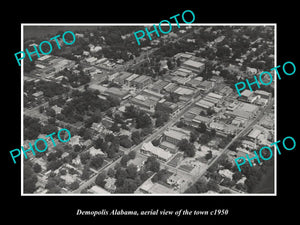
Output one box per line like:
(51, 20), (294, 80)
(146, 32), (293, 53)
(185, 179), (208, 193)
(145, 156), (160, 172)
(120, 154), (130, 167)
(80, 152), (91, 164)
(176, 120), (185, 128)
(151, 139), (160, 146)
(205, 151), (213, 160)
(95, 172), (107, 188)
(221, 177), (235, 188)
(119, 135), (132, 148)
(140, 127), (153, 137)
(33, 163), (42, 173)
(136, 112), (152, 129)
(151, 169), (168, 183)
(45, 179), (56, 190)
(107, 168), (115, 178)
(126, 164), (138, 179)
(89, 154), (104, 170)
(70, 181), (80, 190)
(131, 131), (141, 145)
(207, 179), (219, 192)
(110, 122), (120, 133)
(128, 151), (136, 160)
(123, 105), (139, 119)
(177, 139), (195, 157)
(196, 122), (207, 133)
(190, 130), (199, 143)
(74, 144), (82, 153)
(216, 45), (231, 59)
(47, 160), (63, 171)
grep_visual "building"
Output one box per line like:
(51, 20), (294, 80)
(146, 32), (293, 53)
(173, 52), (193, 62)
(141, 89), (164, 101)
(32, 91), (43, 100)
(104, 87), (130, 100)
(163, 127), (190, 145)
(108, 72), (121, 82)
(198, 80), (214, 93)
(227, 102), (259, 119)
(186, 78), (203, 88)
(173, 86), (195, 102)
(131, 75), (152, 89)
(171, 76), (191, 85)
(181, 60), (205, 73)
(88, 146), (106, 157)
(130, 94), (156, 114)
(156, 100), (178, 114)
(195, 99), (215, 109)
(163, 83), (179, 93)
(88, 185), (110, 194)
(172, 68), (193, 77)
(255, 90), (271, 99)
(248, 129), (262, 141)
(86, 56), (98, 65)
(140, 142), (172, 162)
(114, 71), (133, 85)
(150, 80), (170, 93)
(89, 84), (107, 93)
(125, 73), (140, 86)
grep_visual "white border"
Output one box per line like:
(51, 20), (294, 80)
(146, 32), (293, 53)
(21, 23), (277, 196)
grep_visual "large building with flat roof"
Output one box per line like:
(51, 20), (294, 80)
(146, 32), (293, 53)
(131, 75), (152, 89)
(181, 60), (205, 73)
(130, 94), (156, 114)
(163, 127), (190, 145)
(150, 80), (170, 93)
(104, 87), (130, 100)
(114, 71), (133, 85)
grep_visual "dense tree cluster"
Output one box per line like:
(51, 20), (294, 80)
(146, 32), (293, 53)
(154, 110), (169, 127)
(58, 68), (90, 88)
(177, 139), (196, 157)
(185, 179), (208, 193)
(123, 105), (152, 129)
(151, 169), (168, 183)
(24, 161), (38, 193)
(24, 116), (42, 140)
(59, 90), (115, 124)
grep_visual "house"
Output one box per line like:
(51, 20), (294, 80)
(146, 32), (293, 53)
(218, 169), (233, 180)
(32, 91), (43, 99)
(88, 146), (106, 157)
(140, 142), (172, 162)
(51, 105), (62, 114)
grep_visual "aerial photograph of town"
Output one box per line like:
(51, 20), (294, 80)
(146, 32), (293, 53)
(22, 24), (275, 195)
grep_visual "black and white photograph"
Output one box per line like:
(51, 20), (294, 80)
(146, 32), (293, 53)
(21, 24), (276, 195)
(3, 4), (298, 224)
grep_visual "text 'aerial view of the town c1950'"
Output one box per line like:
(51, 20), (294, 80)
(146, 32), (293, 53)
(22, 24), (275, 195)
